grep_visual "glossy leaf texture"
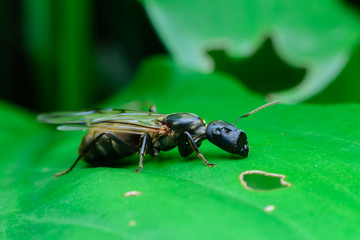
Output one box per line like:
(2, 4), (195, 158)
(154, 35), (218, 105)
(143, 0), (360, 103)
(2, 57), (360, 239)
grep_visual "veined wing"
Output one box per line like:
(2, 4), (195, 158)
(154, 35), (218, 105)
(37, 109), (164, 124)
(37, 109), (165, 133)
(57, 122), (164, 135)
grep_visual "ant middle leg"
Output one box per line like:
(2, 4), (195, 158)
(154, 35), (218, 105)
(134, 133), (154, 173)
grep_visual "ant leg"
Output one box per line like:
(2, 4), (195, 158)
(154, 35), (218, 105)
(149, 105), (157, 113)
(54, 132), (107, 177)
(178, 134), (194, 158)
(54, 132), (137, 178)
(105, 132), (138, 154)
(54, 155), (83, 178)
(178, 132), (204, 157)
(183, 131), (215, 167)
(134, 133), (153, 173)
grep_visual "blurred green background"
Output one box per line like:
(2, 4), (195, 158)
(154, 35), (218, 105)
(1, 0), (359, 113)
(0, 0), (167, 112)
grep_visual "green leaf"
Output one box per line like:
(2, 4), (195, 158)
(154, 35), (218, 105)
(143, 0), (360, 103)
(309, 42), (360, 103)
(2, 57), (360, 239)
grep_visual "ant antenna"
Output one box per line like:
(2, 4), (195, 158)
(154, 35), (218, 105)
(233, 101), (280, 125)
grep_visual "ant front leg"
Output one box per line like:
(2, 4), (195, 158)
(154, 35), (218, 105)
(134, 133), (154, 173)
(178, 131), (215, 168)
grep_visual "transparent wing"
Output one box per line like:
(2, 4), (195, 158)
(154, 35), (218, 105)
(56, 125), (91, 131)
(56, 122), (163, 135)
(37, 109), (165, 133)
(37, 109), (163, 124)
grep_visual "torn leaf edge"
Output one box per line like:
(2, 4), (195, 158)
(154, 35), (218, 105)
(239, 170), (291, 191)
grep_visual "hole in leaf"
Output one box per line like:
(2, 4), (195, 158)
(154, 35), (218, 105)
(208, 38), (306, 94)
(239, 170), (291, 191)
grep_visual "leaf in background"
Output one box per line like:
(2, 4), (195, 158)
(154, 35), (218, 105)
(208, 38), (307, 95)
(309, 42), (360, 103)
(2, 57), (360, 239)
(143, 0), (360, 103)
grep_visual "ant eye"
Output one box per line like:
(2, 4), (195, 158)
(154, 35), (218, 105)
(224, 128), (231, 133)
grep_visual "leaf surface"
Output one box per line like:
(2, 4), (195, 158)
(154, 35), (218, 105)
(2, 57), (360, 239)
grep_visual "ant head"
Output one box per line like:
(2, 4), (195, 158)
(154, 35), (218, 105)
(206, 121), (249, 157)
(205, 101), (280, 158)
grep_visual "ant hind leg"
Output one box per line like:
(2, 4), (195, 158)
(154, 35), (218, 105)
(54, 132), (137, 178)
(54, 132), (107, 178)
